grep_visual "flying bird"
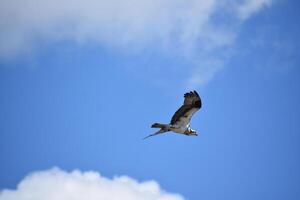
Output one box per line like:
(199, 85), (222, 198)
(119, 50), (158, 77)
(144, 90), (202, 139)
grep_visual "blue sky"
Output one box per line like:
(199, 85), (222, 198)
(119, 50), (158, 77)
(0, 0), (300, 200)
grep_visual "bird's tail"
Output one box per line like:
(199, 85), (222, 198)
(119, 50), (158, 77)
(151, 123), (170, 130)
(143, 123), (171, 140)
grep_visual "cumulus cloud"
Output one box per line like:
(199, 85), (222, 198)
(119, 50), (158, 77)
(0, 168), (184, 200)
(0, 0), (272, 86)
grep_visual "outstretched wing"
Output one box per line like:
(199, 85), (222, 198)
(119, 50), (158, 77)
(170, 90), (201, 125)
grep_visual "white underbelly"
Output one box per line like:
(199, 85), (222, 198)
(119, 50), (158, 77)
(170, 122), (189, 133)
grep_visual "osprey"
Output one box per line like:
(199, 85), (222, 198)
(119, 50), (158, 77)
(144, 90), (202, 139)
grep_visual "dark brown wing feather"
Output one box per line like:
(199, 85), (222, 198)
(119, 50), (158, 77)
(170, 90), (201, 125)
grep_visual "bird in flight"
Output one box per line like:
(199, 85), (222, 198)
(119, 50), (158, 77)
(143, 90), (202, 139)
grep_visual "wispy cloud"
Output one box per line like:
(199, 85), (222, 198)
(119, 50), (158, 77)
(0, 0), (272, 87)
(0, 168), (184, 200)
(0, 0), (216, 58)
(237, 0), (272, 20)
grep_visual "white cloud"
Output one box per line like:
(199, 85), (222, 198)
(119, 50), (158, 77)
(237, 0), (272, 20)
(0, 0), (272, 87)
(0, 0), (216, 58)
(0, 168), (184, 200)
(186, 59), (224, 89)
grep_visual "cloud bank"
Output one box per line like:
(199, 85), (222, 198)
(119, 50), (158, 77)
(0, 0), (272, 86)
(0, 168), (184, 200)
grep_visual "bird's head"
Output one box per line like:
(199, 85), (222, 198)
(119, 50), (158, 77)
(190, 129), (198, 136)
